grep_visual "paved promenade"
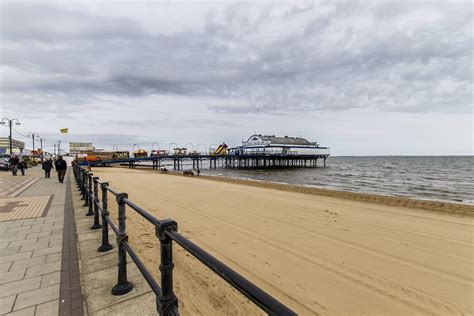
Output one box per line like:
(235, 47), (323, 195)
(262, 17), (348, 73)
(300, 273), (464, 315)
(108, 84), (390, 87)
(0, 166), (83, 316)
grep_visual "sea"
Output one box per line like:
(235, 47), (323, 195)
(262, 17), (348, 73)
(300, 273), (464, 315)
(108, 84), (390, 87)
(193, 156), (473, 205)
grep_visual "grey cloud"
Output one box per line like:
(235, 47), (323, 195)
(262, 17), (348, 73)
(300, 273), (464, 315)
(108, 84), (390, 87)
(0, 0), (472, 116)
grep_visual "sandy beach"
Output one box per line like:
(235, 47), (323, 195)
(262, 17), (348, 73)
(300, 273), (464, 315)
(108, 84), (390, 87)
(91, 167), (474, 315)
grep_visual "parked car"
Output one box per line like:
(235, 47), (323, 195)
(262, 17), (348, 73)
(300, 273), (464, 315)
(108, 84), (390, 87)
(0, 158), (10, 171)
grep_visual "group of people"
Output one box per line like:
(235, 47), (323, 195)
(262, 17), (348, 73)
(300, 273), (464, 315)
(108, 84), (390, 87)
(8, 155), (28, 176)
(9, 155), (68, 183)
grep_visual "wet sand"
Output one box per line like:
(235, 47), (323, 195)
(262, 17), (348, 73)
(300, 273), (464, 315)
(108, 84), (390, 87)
(92, 167), (474, 315)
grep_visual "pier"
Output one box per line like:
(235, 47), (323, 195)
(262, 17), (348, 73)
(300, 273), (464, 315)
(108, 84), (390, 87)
(81, 153), (330, 170)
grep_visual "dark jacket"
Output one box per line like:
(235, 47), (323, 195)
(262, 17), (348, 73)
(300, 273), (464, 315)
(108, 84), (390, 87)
(42, 160), (54, 171)
(55, 159), (67, 171)
(18, 161), (27, 169)
(9, 156), (19, 166)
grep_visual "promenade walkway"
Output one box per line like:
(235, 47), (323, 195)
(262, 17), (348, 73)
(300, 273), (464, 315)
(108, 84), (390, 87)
(0, 167), (83, 315)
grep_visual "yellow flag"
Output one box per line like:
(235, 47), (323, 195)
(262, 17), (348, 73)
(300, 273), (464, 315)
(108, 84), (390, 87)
(60, 128), (68, 134)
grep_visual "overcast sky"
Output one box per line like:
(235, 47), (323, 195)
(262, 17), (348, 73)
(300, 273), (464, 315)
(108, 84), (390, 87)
(0, 0), (472, 155)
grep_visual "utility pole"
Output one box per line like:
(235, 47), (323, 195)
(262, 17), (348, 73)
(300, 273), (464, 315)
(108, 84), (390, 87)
(39, 138), (45, 160)
(58, 140), (61, 155)
(0, 118), (21, 155)
(54, 144), (56, 156)
(28, 133), (39, 152)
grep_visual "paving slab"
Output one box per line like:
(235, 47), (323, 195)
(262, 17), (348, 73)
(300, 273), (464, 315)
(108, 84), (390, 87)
(46, 252), (62, 263)
(36, 299), (59, 316)
(9, 255), (46, 271)
(1, 246), (21, 256)
(13, 284), (60, 311)
(0, 276), (41, 298)
(32, 245), (61, 258)
(94, 292), (156, 316)
(5, 306), (36, 316)
(25, 260), (61, 278)
(0, 251), (32, 264)
(0, 261), (12, 273)
(80, 262), (153, 313)
(0, 294), (16, 314)
(41, 271), (61, 288)
(0, 268), (26, 284)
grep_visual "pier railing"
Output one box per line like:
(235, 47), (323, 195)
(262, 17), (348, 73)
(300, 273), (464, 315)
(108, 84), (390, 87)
(72, 161), (296, 316)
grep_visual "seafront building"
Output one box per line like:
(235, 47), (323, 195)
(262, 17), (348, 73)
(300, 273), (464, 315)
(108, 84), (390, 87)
(68, 142), (95, 155)
(0, 137), (25, 155)
(228, 134), (330, 156)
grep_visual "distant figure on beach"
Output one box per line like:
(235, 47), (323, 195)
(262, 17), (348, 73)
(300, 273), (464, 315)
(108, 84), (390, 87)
(55, 155), (67, 183)
(9, 155), (19, 176)
(183, 170), (194, 176)
(18, 159), (27, 176)
(160, 167), (168, 174)
(197, 168), (200, 176)
(42, 158), (54, 178)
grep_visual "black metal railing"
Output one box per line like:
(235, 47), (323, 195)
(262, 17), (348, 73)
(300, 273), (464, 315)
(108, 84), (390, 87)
(72, 161), (296, 316)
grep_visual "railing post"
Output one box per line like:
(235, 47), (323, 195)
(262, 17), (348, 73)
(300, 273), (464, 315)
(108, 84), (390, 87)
(76, 165), (82, 189)
(98, 182), (113, 252)
(79, 168), (84, 197)
(91, 177), (101, 229)
(86, 173), (94, 216)
(156, 219), (179, 316)
(82, 170), (88, 203)
(112, 193), (133, 295)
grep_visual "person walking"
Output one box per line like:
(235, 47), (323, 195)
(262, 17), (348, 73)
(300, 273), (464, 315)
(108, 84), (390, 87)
(42, 158), (54, 178)
(54, 155), (67, 183)
(18, 159), (27, 176)
(9, 155), (19, 176)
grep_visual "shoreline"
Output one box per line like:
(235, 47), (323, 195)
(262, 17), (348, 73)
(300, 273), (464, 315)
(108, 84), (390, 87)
(114, 165), (474, 218)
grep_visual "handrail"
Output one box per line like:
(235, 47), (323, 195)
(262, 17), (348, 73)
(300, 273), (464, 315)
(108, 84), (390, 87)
(123, 241), (161, 297)
(72, 161), (297, 316)
(105, 216), (119, 235)
(167, 230), (296, 315)
(106, 186), (119, 196)
(123, 198), (158, 225)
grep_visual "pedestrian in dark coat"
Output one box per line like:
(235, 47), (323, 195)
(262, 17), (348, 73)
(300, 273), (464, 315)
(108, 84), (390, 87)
(54, 155), (67, 183)
(9, 155), (19, 176)
(42, 158), (54, 178)
(18, 159), (27, 176)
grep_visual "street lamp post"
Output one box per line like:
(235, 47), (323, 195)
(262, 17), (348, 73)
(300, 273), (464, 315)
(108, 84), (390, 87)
(39, 138), (45, 160)
(28, 133), (39, 153)
(39, 137), (45, 150)
(0, 118), (21, 155)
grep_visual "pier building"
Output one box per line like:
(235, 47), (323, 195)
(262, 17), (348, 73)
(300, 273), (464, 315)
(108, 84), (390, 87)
(229, 134), (330, 156)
